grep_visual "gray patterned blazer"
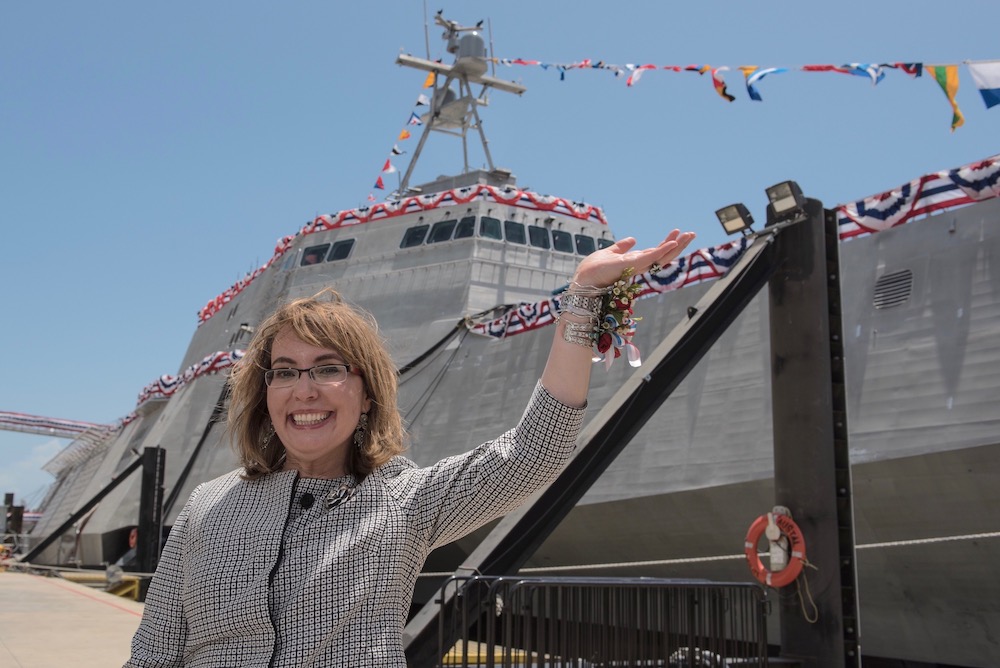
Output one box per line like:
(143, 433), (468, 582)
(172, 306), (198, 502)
(126, 382), (584, 667)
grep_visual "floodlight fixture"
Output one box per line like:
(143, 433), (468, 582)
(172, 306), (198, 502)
(715, 203), (755, 236)
(765, 180), (806, 224)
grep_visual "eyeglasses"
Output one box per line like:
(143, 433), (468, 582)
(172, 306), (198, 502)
(263, 364), (358, 388)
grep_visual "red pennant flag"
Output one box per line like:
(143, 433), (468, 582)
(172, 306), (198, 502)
(374, 176), (385, 190)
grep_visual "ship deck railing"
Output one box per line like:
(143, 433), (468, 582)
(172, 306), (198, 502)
(436, 576), (769, 667)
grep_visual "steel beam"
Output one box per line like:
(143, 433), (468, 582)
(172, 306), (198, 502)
(768, 200), (859, 666)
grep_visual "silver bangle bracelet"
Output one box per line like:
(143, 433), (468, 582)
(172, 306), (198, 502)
(559, 292), (603, 317)
(562, 318), (595, 348)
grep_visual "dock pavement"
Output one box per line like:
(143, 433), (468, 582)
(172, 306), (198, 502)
(0, 570), (143, 667)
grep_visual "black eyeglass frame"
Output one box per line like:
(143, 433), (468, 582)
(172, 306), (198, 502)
(263, 363), (360, 387)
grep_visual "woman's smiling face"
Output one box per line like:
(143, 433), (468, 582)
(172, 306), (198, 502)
(266, 327), (371, 478)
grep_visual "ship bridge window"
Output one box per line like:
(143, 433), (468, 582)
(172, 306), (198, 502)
(401, 224), (429, 248)
(429, 219), (457, 243)
(328, 239), (354, 261)
(504, 220), (526, 245)
(575, 234), (597, 256)
(480, 216), (502, 240)
(301, 244), (330, 266)
(528, 226), (551, 249)
(455, 216), (475, 239)
(598, 238), (615, 249)
(873, 269), (913, 309)
(552, 229), (574, 253)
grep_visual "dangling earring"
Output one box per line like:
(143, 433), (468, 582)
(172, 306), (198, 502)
(261, 421), (275, 450)
(353, 413), (369, 450)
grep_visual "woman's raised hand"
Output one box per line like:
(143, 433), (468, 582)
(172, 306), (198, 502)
(572, 229), (696, 289)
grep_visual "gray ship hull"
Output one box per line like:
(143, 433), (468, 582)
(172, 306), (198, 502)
(29, 171), (1000, 666)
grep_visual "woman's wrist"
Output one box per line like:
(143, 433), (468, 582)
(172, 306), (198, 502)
(555, 268), (644, 367)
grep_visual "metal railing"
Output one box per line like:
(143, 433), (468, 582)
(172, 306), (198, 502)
(437, 577), (768, 667)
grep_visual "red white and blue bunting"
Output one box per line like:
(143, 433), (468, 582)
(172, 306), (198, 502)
(135, 350), (245, 408)
(469, 237), (752, 339)
(197, 184), (608, 323)
(836, 154), (1000, 240)
(33, 350), (246, 475)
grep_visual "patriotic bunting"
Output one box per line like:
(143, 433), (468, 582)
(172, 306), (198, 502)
(196, 182), (610, 324)
(42, 349), (248, 475)
(468, 238), (753, 340)
(836, 154), (999, 239)
(136, 350), (245, 407)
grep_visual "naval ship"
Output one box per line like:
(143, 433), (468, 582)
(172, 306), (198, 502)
(14, 16), (1000, 667)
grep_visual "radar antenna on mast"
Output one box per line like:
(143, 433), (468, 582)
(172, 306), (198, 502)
(394, 15), (525, 197)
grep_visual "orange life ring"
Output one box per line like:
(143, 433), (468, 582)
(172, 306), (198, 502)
(744, 512), (806, 588)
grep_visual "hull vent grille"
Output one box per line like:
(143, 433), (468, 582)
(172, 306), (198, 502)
(873, 269), (913, 309)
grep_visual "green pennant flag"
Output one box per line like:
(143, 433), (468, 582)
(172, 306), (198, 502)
(926, 65), (965, 131)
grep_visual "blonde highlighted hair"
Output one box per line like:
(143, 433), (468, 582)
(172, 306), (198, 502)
(227, 289), (406, 479)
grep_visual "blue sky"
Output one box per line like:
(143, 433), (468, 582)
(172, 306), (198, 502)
(1, 1), (997, 507)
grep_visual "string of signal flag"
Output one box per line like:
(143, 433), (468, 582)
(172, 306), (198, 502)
(489, 57), (1000, 128)
(368, 71), (437, 202)
(368, 59), (999, 200)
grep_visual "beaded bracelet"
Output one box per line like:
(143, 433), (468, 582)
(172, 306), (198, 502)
(557, 268), (644, 369)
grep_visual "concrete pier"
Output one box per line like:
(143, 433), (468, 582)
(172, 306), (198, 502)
(0, 571), (143, 667)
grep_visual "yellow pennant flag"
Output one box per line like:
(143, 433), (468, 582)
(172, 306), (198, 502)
(398, 129), (411, 141)
(926, 64), (965, 131)
(423, 71), (436, 88)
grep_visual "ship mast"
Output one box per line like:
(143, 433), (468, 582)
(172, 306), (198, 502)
(394, 14), (525, 197)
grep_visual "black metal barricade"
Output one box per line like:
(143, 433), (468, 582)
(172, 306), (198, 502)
(436, 576), (768, 667)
